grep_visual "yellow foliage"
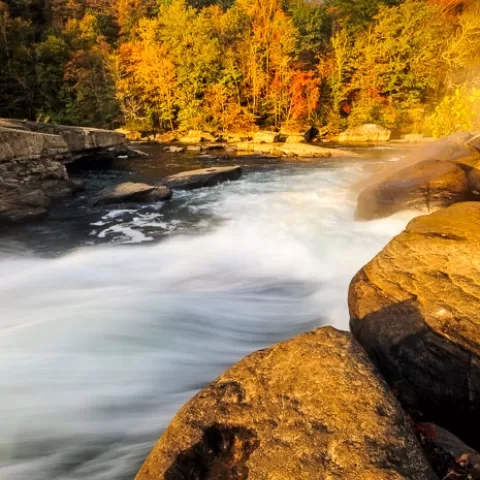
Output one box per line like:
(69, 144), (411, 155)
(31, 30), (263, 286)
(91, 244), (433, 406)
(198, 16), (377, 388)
(430, 86), (480, 137)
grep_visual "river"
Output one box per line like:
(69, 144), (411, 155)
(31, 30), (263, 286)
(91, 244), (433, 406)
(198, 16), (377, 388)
(0, 146), (416, 480)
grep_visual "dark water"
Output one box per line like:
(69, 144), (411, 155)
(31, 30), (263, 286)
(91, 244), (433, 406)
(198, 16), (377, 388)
(0, 144), (416, 480)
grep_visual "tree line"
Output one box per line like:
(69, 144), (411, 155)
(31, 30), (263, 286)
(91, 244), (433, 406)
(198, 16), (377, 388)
(1, 0), (479, 135)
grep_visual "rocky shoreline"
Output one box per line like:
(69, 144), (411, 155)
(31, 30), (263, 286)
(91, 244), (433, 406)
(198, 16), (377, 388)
(134, 206), (480, 480)
(131, 130), (480, 479)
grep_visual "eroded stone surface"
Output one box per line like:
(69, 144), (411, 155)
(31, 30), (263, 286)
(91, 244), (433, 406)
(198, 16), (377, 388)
(136, 327), (436, 480)
(349, 202), (480, 448)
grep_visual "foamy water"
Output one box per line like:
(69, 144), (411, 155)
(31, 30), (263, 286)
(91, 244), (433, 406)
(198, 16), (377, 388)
(0, 164), (416, 480)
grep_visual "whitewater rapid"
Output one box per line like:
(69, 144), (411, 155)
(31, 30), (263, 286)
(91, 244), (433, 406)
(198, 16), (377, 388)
(0, 163), (415, 480)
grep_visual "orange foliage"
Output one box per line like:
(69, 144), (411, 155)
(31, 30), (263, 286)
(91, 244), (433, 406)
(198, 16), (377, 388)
(288, 71), (320, 121)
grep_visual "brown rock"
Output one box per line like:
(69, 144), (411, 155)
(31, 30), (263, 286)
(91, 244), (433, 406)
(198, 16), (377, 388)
(164, 166), (242, 190)
(91, 182), (172, 206)
(135, 327), (436, 480)
(356, 159), (468, 220)
(349, 202), (480, 448)
(253, 131), (281, 143)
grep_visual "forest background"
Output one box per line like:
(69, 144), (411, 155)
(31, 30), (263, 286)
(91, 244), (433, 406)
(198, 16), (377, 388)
(1, 0), (479, 136)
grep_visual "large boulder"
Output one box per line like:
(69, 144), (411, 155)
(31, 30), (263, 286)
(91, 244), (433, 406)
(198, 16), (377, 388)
(356, 159), (468, 220)
(338, 124), (391, 143)
(135, 327), (436, 480)
(164, 166), (242, 190)
(91, 182), (172, 206)
(349, 202), (480, 449)
(354, 131), (477, 194)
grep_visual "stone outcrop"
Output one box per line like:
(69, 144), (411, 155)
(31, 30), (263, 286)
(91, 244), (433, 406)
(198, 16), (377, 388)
(135, 327), (435, 480)
(284, 134), (306, 143)
(235, 141), (360, 158)
(0, 119), (126, 162)
(0, 118), (129, 224)
(164, 166), (242, 190)
(91, 182), (172, 206)
(0, 126), (70, 161)
(356, 159), (468, 220)
(338, 124), (391, 143)
(349, 202), (480, 449)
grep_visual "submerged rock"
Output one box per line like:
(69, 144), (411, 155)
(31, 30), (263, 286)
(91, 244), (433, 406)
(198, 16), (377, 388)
(164, 166), (242, 190)
(338, 124), (391, 143)
(349, 202), (480, 448)
(91, 182), (172, 206)
(356, 159), (468, 220)
(135, 327), (435, 480)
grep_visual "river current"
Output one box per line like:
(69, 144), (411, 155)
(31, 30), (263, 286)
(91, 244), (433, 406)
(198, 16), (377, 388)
(0, 146), (416, 480)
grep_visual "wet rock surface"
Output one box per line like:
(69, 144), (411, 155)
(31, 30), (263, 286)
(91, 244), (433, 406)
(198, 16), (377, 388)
(91, 182), (172, 206)
(164, 166), (242, 190)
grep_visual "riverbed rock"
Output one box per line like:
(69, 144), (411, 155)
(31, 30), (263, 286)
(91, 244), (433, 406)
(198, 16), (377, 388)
(356, 159), (468, 220)
(253, 131), (280, 143)
(417, 423), (480, 479)
(349, 202), (480, 449)
(179, 130), (218, 144)
(236, 141), (360, 158)
(164, 166), (242, 190)
(135, 327), (436, 480)
(285, 134), (306, 143)
(338, 124), (391, 143)
(91, 182), (172, 206)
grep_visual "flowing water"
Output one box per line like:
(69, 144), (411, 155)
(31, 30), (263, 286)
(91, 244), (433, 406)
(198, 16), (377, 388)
(0, 146), (417, 480)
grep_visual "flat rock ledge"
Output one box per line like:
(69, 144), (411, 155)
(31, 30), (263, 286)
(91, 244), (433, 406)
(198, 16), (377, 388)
(0, 118), (129, 224)
(135, 327), (436, 480)
(164, 166), (242, 190)
(91, 182), (172, 206)
(235, 141), (360, 158)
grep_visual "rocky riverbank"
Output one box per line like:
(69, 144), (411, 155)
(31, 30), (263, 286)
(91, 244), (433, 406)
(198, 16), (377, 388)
(0, 119), (128, 223)
(133, 132), (480, 479)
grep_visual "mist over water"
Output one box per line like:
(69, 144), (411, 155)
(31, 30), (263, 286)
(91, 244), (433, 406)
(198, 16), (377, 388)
(0, 162), (416, 480)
